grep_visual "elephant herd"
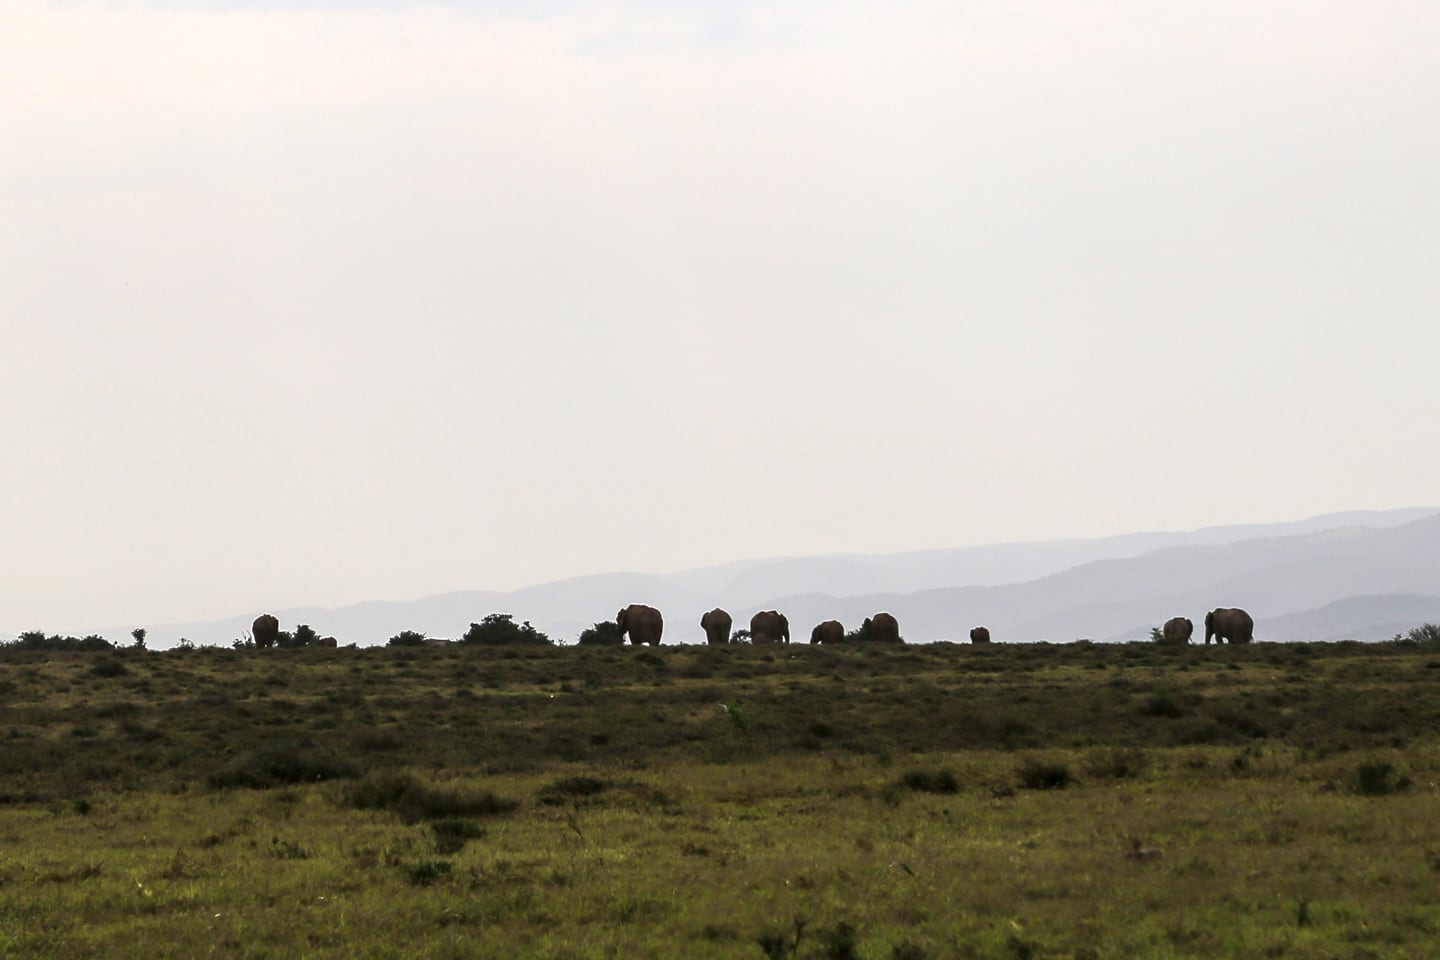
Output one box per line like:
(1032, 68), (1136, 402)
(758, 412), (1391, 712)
(1161, 607), (1255, 645)
(624, 605), (987, 647)
(252, 606), (1255, 649)
(615, 604), (918, 646)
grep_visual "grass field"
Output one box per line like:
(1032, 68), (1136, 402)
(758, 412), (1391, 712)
(2, 639), (1439, 958)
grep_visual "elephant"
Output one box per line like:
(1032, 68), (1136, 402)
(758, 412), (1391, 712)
(1160, 617), (1193, 645)
(252, 614), (279, 649)
(810, 620), (845, 644)
(1205, 608), (1253, 644)
(969, 625), (991, 644)
(866, 612), (901, 644)
(750, 610), (790, 645)
(616, 604), (664, 646)
(317, 636), (338, 649)
(700, 608), (733, 645)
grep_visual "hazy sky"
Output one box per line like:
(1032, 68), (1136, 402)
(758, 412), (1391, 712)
(4, 0), (1438, 634)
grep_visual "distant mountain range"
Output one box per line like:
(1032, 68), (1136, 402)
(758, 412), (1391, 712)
(98, 507), (1440, 648)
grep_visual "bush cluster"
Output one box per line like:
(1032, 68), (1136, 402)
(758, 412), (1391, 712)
(345, 772), (518, 822)
(899, 769), (961, 794)
(387, 630), (429, 647)
(461, 614), (552, 646)
(3, 631), (114, 652)
(207, 743), (360, 789)
(576, 621), (621, 646)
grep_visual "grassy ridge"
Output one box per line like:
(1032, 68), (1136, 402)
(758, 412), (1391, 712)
(2, 641), (1439, 957)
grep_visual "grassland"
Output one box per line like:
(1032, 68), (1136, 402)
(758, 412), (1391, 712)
(2, 639), (1439, 958)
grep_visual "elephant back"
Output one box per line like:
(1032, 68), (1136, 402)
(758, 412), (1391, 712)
(252, 614), (280, 649)
(618, 604), (664, 645)
(868, 612), (901, 644)
(750, 610), (789, 644)
(700, 608), (733, 644)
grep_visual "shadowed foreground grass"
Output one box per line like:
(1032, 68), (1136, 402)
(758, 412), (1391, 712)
(2, 640), (1439, 958)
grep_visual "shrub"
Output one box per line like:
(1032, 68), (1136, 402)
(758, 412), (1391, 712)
(576, 621), (622, 646)
(821, 923), (860, 960)
(5, 631), (115, 653)
(461, 614), (552, 646)
(899, 769), (960, 794)
(431, 817), (485, 854)
(1354, 760), (1411, 796)
(345, 772), (517, 821)
(90, 658), (128, 678)
(207, 742), (359, 789)
(1143, 693), (1184, 718)
(276, 624), (318, 649)
(808, 720), (835, 739)
(1085, 748), (1149, 780)
(1017, 758), (1072, 790)
(12, 630), (48, 649)
(892, 944), (929, 960)
(1404, 624), (1440, 646)
(403, 858), (452, 887)
(538, 776), (608, 805)
(387, 631), (429, 647)
(270, 836), (310, 860)
(1213, 708), (1268, 739)
(756, 918), (806, 959)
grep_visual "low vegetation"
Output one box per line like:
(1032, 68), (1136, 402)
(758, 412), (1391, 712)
(2, 633), (1440, 957)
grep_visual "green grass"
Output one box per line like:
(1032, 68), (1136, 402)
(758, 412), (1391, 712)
(2, 640), (1439, 957)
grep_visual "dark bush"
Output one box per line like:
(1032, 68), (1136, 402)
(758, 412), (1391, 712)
(4, 631), (115, 653)
(1143, 693), (1184, 718)
(90, 658), (128, 678)
(270, 836), (311, 860)
(431, 818), (485, 854)
(279, 624), (319, 649)
(353, 729), (404, 753)
(345, 772), (517, 821)
(387, 630), (428, 648)
(461, 614), (552, 646)
(403, 858), (452, 887)
(756, 918), (806, 960)
(1017, 758), (1072, 790)
(538, 776), (608, 805)
(808, 720), (835, 739)
(1354, 760), (1411, 796)
(1085, 748), (1149, 780)
(900, 769), (960, 794)
(821, 923), (860, 960)
(206, 743), (359, 789)
(892, 944), (929, 960)
(1213, 708), (1268, 739)
(576, 621), (622, 646)
(1414, 623), (1440, 644)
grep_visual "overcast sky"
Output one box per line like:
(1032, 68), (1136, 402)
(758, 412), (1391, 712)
(3, 0), (1438, 634)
